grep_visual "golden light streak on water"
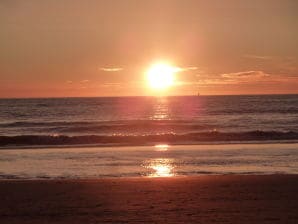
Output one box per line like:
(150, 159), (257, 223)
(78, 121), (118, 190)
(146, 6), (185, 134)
(154, 144), (169, 151)
(142, 158), (175, 177)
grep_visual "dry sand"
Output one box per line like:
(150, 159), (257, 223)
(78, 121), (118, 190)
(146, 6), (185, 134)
(0, 175), (298, 223)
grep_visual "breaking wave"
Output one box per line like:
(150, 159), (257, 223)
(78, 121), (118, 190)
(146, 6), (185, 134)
(1, 130), (298, 147)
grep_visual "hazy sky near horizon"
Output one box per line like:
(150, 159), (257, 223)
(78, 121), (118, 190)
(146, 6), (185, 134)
(0, 0), (297, 97)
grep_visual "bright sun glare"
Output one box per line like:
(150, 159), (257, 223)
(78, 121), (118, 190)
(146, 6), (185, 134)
(147, 62), (176, 90)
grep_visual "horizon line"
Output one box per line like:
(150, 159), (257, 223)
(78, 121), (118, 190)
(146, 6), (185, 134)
(1, 93), (298, 100)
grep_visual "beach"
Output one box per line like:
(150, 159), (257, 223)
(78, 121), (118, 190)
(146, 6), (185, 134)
(0, 96), (297, 223)
(1, 175), (298, 223)
(1, 143), (297, 223)
(1, 0), (298, 222)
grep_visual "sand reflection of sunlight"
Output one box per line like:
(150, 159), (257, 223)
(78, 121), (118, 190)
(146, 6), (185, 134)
(153, 164), (173, 177)
(143, 158), (175, 177)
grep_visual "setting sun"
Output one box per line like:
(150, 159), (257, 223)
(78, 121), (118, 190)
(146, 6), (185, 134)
(146, 62), (176, 90)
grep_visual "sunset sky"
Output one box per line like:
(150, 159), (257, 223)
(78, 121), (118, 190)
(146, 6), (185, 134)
(0, 0), (297, 98)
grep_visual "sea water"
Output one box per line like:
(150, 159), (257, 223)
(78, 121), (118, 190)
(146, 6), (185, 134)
(0, 95), (298, 146)
(0, 95), (298, 179)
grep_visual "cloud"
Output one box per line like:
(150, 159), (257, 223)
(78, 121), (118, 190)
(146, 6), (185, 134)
(178, 77), (239, 86)
(243, 55), (298, 75)
(100, 82), (122, 87)
(175, 66), (199, 72)
(66, 80), (73, 84)
(80, 80), (89, 83)
(243, 54), (273, 60)
(99, 67), (123, 72)
(178, 71), (271, 87)
(221, 71), (270, 79)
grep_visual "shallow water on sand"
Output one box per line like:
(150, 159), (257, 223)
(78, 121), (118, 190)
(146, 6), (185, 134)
(0, 143), (297, 179)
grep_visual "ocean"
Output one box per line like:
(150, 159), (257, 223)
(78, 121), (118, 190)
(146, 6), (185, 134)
(0, 95), (298, 179)
(0, 95), (298, 147)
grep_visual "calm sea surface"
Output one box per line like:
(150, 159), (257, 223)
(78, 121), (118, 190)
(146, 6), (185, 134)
(0, 95), (298, 146)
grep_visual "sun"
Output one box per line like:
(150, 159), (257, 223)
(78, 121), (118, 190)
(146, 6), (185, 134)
(146, 62), (176, 90)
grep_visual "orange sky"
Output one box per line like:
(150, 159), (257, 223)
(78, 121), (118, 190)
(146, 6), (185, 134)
(0, 0), (297, 98)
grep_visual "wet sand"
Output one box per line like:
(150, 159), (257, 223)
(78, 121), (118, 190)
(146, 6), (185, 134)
(0, 175), (298, 223)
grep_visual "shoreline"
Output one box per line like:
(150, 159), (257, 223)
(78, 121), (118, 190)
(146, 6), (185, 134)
(0, 173), (297, 181)
(1, 143), (298, 179)
(1, 175), (298, 223)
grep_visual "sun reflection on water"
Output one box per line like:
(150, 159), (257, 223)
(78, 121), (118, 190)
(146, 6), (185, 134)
(142, 158), (175, 177)
(154, 144), (169, 151)
(151, 97), (170, 120)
